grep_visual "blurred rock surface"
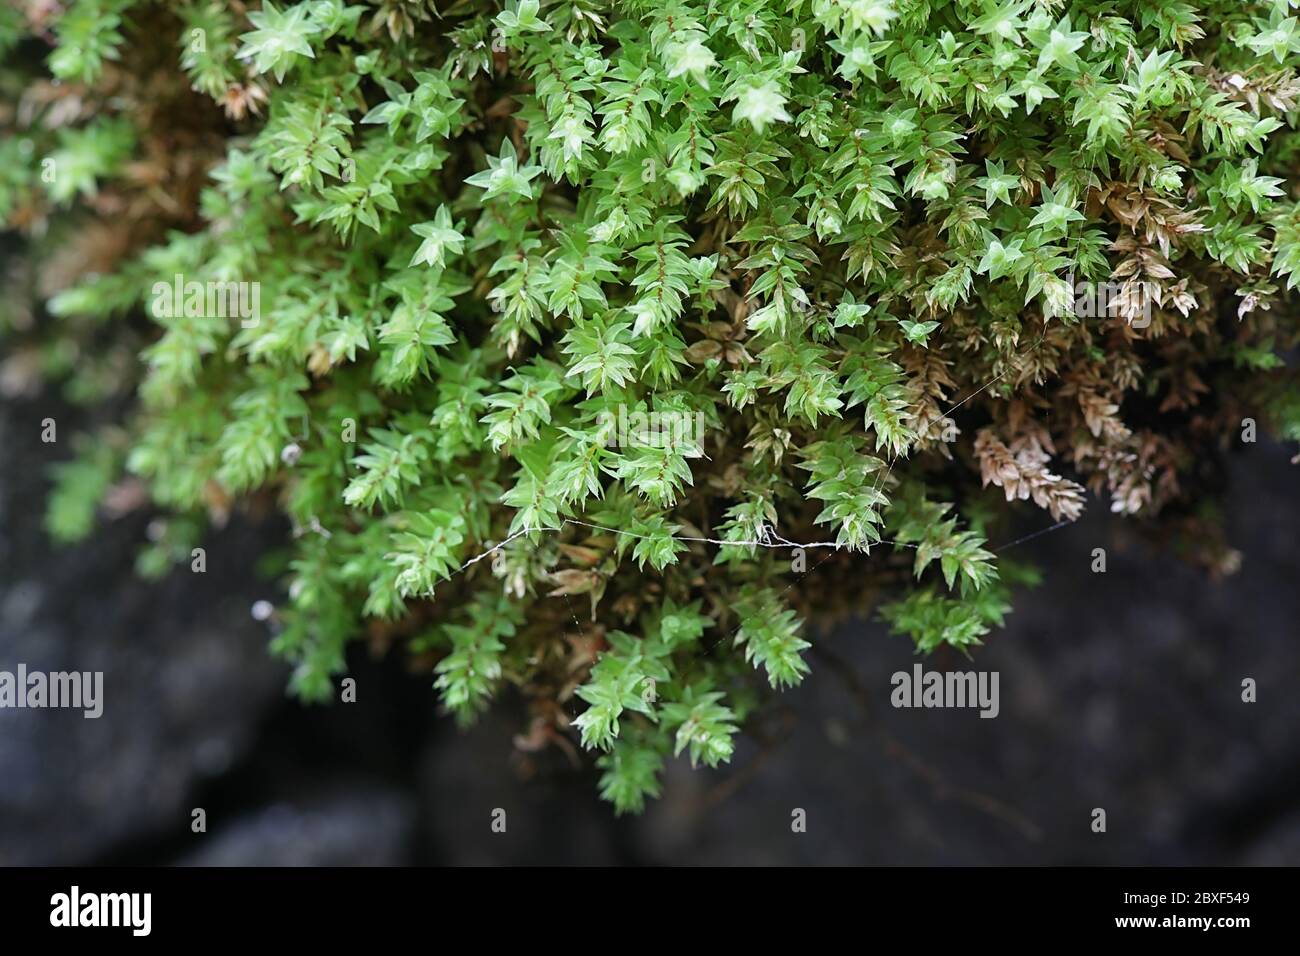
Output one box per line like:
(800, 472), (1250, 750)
(0, 393), (283, 865)
(178, 787), (414, 866)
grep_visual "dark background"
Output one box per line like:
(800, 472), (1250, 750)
(2, 380), (1298, 866)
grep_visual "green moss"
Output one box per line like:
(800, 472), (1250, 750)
(4, 0), (1299, 811)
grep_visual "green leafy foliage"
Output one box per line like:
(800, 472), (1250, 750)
(5, 0), (1300, 813)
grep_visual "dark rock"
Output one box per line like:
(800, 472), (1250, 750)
(178, 787), (415, 866)
(0, 392), (284, 865)
(415, 703), (627, 865)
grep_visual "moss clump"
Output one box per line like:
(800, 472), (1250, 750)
(3, 0), (1298, 812)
